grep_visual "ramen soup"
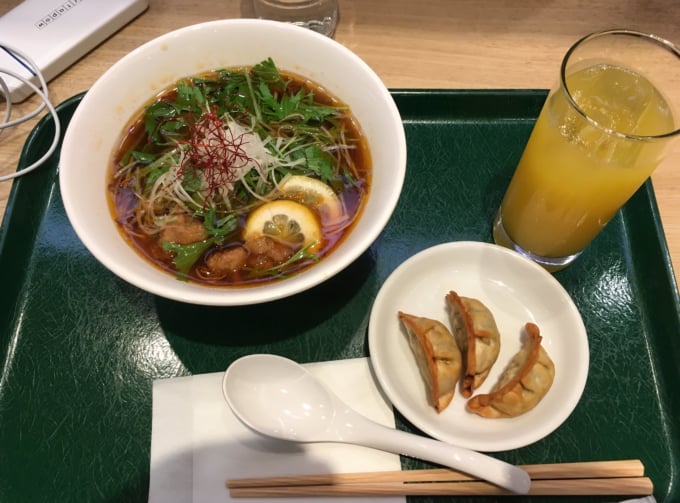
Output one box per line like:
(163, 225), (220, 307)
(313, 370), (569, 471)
(108, 58), (370, 286)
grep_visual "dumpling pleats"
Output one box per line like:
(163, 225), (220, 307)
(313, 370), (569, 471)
(467, 322), (555, 418)
(445, 291), (501, 398)
(398, 312), (462, 413)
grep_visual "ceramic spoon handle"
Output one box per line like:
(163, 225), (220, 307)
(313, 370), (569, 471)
(338, 410), (531, 494)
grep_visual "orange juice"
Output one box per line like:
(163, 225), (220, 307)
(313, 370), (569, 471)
(495, 64), (675, 260)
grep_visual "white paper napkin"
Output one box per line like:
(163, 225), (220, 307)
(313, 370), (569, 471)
(148, 357), (405, 503)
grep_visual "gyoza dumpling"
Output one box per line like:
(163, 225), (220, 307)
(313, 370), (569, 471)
(445, 291), (501, 398)
(467, 322), (555, 418)
(398, 312), (462, 413)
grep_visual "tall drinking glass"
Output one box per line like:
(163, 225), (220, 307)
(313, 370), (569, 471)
(252, 0), (339, 38)
(493, 30), (680, 271)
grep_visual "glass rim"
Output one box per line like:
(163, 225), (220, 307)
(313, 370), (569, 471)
(255, 0), (332, 7)
(559, 28), (680, 141)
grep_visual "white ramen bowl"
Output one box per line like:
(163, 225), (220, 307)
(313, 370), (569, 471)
(59, 19), (406, 306)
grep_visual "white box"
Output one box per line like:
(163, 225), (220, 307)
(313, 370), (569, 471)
(0, 0), (149, 103)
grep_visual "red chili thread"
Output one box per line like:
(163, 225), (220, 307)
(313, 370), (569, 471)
(179, 111), (256, 201)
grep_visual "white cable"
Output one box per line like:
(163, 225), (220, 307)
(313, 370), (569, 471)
(0, 43), (49, 124)
(0, 70), (60, 181)
(0, 75), (11, 126)
(0, 43), (60, 182)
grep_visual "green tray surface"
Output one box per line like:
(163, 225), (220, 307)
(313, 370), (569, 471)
(1, 91), (679, 502)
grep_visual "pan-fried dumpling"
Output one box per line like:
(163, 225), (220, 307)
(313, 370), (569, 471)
(467, 322), (555, 418)
(445, 291), (501, 398)
(398, 312), (462, 413)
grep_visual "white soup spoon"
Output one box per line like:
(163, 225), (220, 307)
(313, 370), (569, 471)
(222, 354), (531, 494)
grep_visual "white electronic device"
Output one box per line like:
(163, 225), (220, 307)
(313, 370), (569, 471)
(0, 0), (149, 103)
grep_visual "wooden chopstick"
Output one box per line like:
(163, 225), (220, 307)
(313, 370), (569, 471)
(228, 459), (644, 487)
(227, 460), (654, 498)
(228, 478), (653, 497)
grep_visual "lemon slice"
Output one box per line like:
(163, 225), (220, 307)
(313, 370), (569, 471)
(244, 200), (323, 252)
(279, 175), (343, 223)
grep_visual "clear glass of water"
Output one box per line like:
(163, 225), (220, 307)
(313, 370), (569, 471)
(252, 0), (339, 38)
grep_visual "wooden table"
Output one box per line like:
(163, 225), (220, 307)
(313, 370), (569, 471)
(2, 0), (680, 282)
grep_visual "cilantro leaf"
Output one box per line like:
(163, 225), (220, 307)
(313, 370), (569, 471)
(252, 57), (285, 90)
(257, 80), (282, 120)
(129, 150), (156, 164)
(163, 238), (214, 276)
(303, 145), (334, 181)
(202, 209), (238, 241)
(144, 101), (177, 138)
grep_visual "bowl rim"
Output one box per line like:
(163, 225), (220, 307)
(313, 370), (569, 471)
(59, 19), (407, 305)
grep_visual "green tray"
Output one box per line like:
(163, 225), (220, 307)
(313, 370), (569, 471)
(1, 91), (679, 502)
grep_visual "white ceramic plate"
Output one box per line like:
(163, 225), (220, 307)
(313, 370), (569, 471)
(368, 241), (589, 452)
